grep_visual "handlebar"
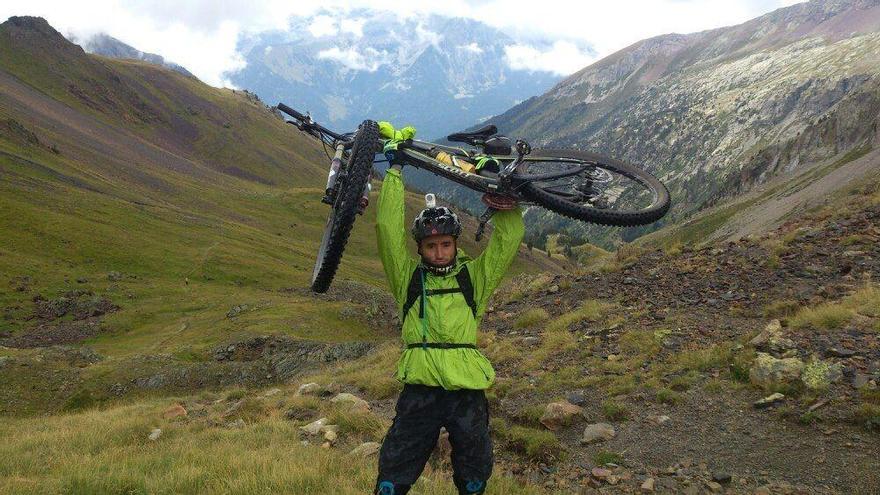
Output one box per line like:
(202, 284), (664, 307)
(276, 102), (348, 142)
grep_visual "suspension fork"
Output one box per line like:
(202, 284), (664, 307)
(321, 144), (346, 205)
(320, 142), (372, 214)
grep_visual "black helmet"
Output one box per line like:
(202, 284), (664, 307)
(411, 206), (462, 242)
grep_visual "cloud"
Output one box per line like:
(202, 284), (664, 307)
(308, 15), (337, 37)
(458, 42), (483, 54)
(317, 46), (390, 71)
(504, 41), (596, 76)
(339, 18), (365, 37)
(415, 22), (442, 47)
(0, 0), (806, 86)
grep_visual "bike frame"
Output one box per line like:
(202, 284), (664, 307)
(276, 103), (591, 204)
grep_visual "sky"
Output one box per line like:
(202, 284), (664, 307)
(1, 0), (806, 87)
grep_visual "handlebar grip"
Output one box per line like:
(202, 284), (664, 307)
(277, 102), (306, 122)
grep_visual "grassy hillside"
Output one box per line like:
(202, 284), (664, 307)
(0, 16), (561, 417)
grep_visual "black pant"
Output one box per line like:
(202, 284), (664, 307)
(374, 384), (493, 495)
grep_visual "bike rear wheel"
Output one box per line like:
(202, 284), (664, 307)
(310, 120), (379, 293)
(516, 149), (670, 226)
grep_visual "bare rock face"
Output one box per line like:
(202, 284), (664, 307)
(540, 401), (584, 430)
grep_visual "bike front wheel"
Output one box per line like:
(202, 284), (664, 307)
(310, 120), (379, 293)
(515, 149), (670, 226)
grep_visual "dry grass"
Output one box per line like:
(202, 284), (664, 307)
(0, 394), (544, 495)
(515, 307), (551, 329)
(790, 283), (880, 331)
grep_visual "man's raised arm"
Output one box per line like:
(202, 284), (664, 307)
(469, 207), (525, 316)
(376, 166), (415, 304)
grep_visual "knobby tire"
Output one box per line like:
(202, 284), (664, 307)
(519, 149), (670, 226)
(310, 120), (379, 293)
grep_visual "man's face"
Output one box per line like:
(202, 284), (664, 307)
(419, 234), (456, 267)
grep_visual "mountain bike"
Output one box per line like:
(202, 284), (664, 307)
(276, 103), (671, 293)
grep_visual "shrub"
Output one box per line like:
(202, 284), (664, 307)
(515, 308), (550, 329)
(790, 304), (853, 330)
(656, 388), (681, 405)
(601, 400), (629, 421)
(593, 450), (624, 466)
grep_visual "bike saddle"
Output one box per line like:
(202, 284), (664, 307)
(447, 125), (498, 144)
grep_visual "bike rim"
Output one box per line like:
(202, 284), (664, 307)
(518, 155), (662, 213)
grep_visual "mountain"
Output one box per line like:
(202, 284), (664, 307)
(479, 0), (880, 248)
(228, 10), (563, 139)
(77, 32), (196, 78)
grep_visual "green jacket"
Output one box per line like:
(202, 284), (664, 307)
(376, 168), (525, 390)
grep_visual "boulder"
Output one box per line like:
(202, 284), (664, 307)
(801, 359), (843, 390)
(581, 423), (616, 444)
(349, 442), (381, 457)
(749, 353), (804, 387)
(539, 401), (583, 430)
(148, 428), (162, 441)
(330, 392), (370, 411)
(296, 383), (321, 396)
(300, 418), (328, 435)
(162, 404), (188, 420)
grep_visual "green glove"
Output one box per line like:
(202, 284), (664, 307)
(378, 121), (416, 141)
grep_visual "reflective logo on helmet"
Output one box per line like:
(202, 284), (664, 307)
(431, 228), (438, 234)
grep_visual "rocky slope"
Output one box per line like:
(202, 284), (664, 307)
(478, 0), (880, 248)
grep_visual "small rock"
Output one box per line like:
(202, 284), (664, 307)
(548, 284), (559, 293)
(754, 486), (772, 495)
(148, 428), (162, 441)
(641, 478), (655, 492)
(648, 415), (670, 425)
(753, 393), (785, 409)
(591, 467), (612, 480)
(566, 392), (586, 406)
(321, 441), (331, 449)
(226, 418), (245, 429)
(107, 271), (123, 281)
(522, 336), (539, 345)
(330, 392), (370, 411)
(826, 348), (856, 358)
(296, 383), (321, 396)
(323, 430), (338, 443)
(226, 304), (249, 318)
(162, 404), (188, 420)
(712, 472), (732, 484)
(607, 354), (620, 362)
(581, 423), (616, 444)
(540, 401), (583, 430)
(349, 441), (381, 457)
(706, 480), (723, 493)
(262, 388), (282, 397)
(300, 418), (328, 435)
(852, 373), (870, 389)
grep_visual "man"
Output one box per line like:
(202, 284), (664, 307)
(373, 133), (525, 495)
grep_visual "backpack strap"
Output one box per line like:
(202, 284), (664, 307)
(401, 264), (477, 323)
(455, 265), (477, 318)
